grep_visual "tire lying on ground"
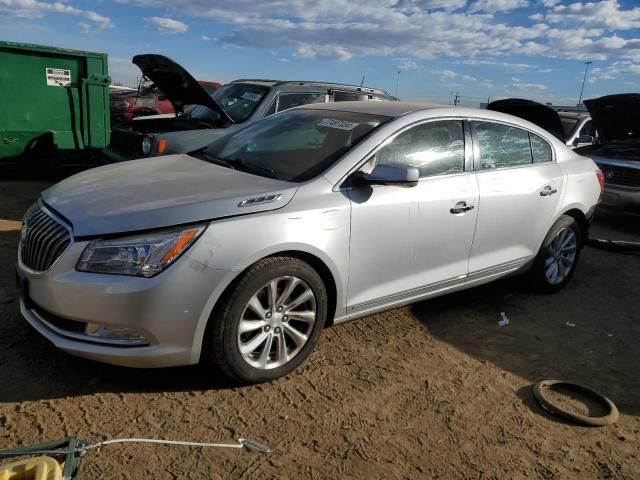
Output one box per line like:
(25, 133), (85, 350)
(533, 380), (619, 427)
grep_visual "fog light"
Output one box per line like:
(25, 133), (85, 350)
(84, 324), (148, 346)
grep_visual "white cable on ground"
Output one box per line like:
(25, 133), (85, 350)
(0, 437), (271, 457)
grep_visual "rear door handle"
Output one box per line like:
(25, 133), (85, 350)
(450, 201), (475, 214)
(540, 186), (558, 196)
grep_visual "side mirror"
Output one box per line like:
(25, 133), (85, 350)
(573, 135), (594, 146)
(352, 163), (419, 187)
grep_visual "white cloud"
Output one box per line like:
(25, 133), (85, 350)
(589, 61), (640, 82)
(402, 0), (468, 10)
(201, 34), (211, 41)
(295, 44), (353, 61)
(395, 57), (422, 70)
(457, 59), (535, 69)
(543, 0), (640, 31)
(116, 0), (640, 66)
(147, 16), (188, 33)
(468, 0), (528, 14)
(462, 74), (477, 81)
(506, 81), (548, 93)
(436, 69), (457, 81)
(0, 0), (112, 29)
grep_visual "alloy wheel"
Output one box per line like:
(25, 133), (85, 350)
(237, 276), (317, 369)
(544, 227), (577, 285)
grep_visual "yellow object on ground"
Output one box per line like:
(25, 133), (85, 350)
(0, 456), (62, 480)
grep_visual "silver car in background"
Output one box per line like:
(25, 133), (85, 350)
(17, 102), (603, 383)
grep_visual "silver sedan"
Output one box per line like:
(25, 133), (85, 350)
(16, 102), (603, 383)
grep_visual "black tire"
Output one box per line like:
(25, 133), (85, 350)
(205, 256), (327, 383)
(529, 215), (582, 293)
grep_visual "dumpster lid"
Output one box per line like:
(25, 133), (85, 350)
(132, 54), (233, 124)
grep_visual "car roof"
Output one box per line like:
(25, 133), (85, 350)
(296, 101), (454, 117)
(293, 101), (572, 145)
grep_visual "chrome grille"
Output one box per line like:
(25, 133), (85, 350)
(20, 208), (71, 272)
(601, 165), (640, 188)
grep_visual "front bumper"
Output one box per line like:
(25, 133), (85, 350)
(17, 241), (229, 368)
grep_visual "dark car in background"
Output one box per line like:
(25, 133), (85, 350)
(104, 54), (396, 162)
(576, 93), (640, 215)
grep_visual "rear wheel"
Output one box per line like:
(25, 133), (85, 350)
(529, 215), (582, 293)
(206, 256), (327, 383)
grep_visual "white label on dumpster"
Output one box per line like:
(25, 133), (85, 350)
(45, 68), (72, 87)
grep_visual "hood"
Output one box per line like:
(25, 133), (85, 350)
(42, 155), (297, 237)
(132, 54), (233, 124)
(487, 98), (565, 141)
(584, 93), (640, 142)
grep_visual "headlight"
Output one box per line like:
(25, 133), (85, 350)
(141, 136), (153, 155)
(77, 224), (206, 277)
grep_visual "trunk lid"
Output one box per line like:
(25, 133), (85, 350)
(487, 98), (565, 141)
(584, 93), (640, 143)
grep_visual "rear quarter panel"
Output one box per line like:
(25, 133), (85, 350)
(556, 151), (601, 220)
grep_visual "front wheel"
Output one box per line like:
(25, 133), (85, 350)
(529, 215), (582, 293)
(205, 256), (327, 383)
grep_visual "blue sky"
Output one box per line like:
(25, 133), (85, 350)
(1, 0), (639, 106)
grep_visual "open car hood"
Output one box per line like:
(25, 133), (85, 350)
(487, 98), (565, 141)
(132, 54), (233, 124)
(584, 93), (640, 142)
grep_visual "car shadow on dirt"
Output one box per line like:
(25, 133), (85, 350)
(410, 246), (640, 418)
(0, 310), (239, 403)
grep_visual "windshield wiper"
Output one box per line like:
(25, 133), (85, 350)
(230, 158), (278, 179)
(191, 150), (237, 169)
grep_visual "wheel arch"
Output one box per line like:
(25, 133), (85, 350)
(192, 246), (342, 363)
(559, 207), (589, 245)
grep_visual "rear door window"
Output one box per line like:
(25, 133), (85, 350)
(530, 133), (552, 163)
(473, 122), (532, 170)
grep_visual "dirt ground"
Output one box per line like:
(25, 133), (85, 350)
(0, 173), (638, 479)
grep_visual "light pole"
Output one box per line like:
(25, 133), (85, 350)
(578, 61), (592, 108)
(395, 70), (401, 97)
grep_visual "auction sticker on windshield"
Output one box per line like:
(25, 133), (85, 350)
(241, 92), (263, 102)
(318, 118), (360, 131)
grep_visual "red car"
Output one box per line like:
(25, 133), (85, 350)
(110, 81), (221, 124)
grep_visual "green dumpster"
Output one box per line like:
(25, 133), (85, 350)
(0, 41), (110, 165)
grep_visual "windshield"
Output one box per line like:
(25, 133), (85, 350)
(188, 83), (270, 123)
(196, 109), (390, 182)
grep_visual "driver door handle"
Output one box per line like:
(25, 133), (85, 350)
(450, 201), (475, 214)
(540, 185), (558, 196)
